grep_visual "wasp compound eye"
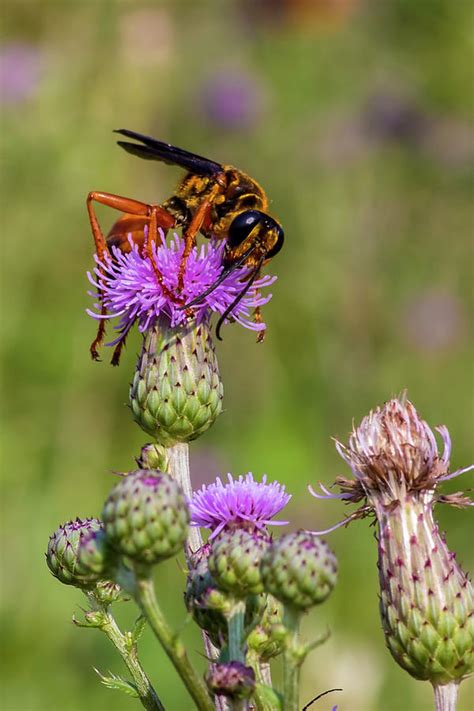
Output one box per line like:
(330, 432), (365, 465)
(227, 210), (264, 248)
(265, 223), (284, 259)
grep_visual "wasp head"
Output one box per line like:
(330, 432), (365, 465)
(225, 210), (284, 268)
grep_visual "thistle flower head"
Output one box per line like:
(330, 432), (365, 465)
(87, 234), (276, 347)
(310, 396), (474, 688)
(190, 472), (291, 538)
(310, 395), (472, 525)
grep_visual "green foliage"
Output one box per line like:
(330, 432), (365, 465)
(94, 669), (139, 698)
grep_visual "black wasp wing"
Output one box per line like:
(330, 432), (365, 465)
(114, 129), (223, 176)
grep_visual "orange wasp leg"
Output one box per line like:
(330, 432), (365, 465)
(86, 192), (118, 360)
(86, 191), (177, 362)
(145, 205), (183, 303)
(254, 306), (266, 343)
(110, 330), (129, 367)
(252, 264), (266, 343)
(177, 183), (223, 290)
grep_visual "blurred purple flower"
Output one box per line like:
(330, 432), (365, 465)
(190, 473), (291, 538)
(87, 232), (275, 345)
(198, 69), (266, 130)
(402, 289), (467, 354)
(0, 42), (41, 105)
(362, 92), (428, 145)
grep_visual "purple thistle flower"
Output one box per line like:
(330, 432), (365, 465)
(198, 68), (266, 131)
(190, 473), (291, 538)
(0, 42), (42, 106)
(87, 233), (275, 346)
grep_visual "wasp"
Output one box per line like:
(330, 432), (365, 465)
(87, 129), (284, 361)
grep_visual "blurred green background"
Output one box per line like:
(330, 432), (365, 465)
(1, 1), (473, 709)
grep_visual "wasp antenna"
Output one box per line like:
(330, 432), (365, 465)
(180, 244), (257, 310)
(215, 257), (265, 341)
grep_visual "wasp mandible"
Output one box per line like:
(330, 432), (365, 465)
(87, 129), (284, 357)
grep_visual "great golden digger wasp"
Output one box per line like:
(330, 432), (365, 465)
(87, 129), (284, 360)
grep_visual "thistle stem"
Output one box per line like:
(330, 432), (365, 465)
(433, 683), (459, 711)
(282, 607), (302, 711)
(227, 600), (246, 663)
(168, 443), (202, 555)
(168, 442), (228, 711)
(229, 701), (247, 711)
(100, 610), (165, 711)
(247, 651), (278, 711)
(134, 572), (214, 711)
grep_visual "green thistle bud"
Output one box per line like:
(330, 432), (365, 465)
(261, 531), (338, 612)
(78, 526), (117, 577)
(136, 443), (169, 472)
(247, 594), (285, 661)
(46, 518), (105, 589)
(185, 545), (263, 647)
(185, 544), (230, 647)
(378, 503), (473, 685)
(93, 580), (122, 605)
(205, 662), (256, 700)
(130, 320), (223, 446)
(208, 529), (270, 598)
(102, 470), (189, 566)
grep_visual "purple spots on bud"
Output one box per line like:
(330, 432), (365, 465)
(142, 474), (163, 488)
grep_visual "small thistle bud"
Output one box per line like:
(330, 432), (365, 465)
(185, 545), (262, 647)
(102, 470), (189, 566)
(261, 531), (338, 612)
(185, 545), (230, 646)
(209, 528), (270, 597)
(46, 518), (105, 589)
(78, 526), (117, 577)
(205, 661), (256, 699)
(130, 320), (223, 446)
(247, 594), (285, 660)
(313, 395), (474, 689)
(136, 443), (170, 472)
(93, 580), (122, 605)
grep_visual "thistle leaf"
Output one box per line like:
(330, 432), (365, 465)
(131, 614), (147, 643)
(93, 668), (139, 698)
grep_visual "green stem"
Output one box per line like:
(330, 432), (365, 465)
(227, 600), (246, 663)
(282, 607), (302, 711)
(134, 572), (214, 711)
(433, 683), (459, 711)
(246, 651), (277, 711)
(168, 443), (204, 556)
(168, 443), (227, 711)
(100, 611), (165, 711)
(229, 701), (247, 711)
